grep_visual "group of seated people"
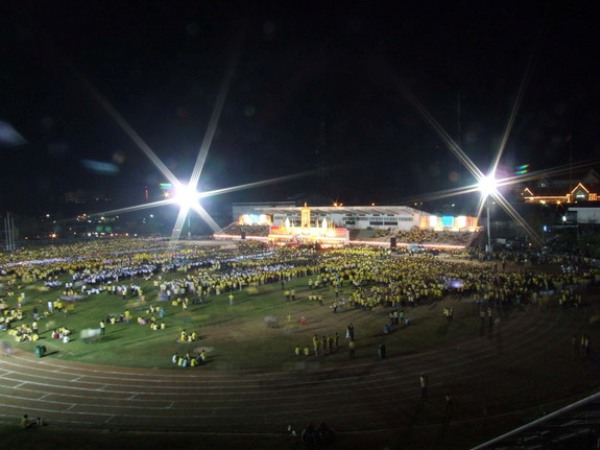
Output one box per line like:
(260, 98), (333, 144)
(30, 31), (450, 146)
(171, 350), (207, 368)
(62, 287), (80, 297)
(300, 422), (336, 444)
(171, 297), (190, 310)
(8, 323), (39, 342)
(307, 294), (324, 304)
(395, 229), (477, 245)
(365, 228), (477, 246)
(559, 288), (583, 308)
(51, 327), (72, 342)
(51, 299), (65, 313)
(137, 315), (166, 331)
(442, 307), (454, 321)
(106, 313), (125, 325)
(294, 345), (313, 356)
(21, 414), (44, 429)
(179, 330), (198, 342)
(145, 304), (165, 317)
(330, 298), (349, 313)
(0, 307), (23, 329)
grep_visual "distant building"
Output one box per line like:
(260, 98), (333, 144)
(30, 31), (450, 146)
(64, 189), (110, 205)
(520, 169), (600, 205)
(231, 201), (295, 223)
(232, 203), (479, 233)
(567, 204), (600, 225)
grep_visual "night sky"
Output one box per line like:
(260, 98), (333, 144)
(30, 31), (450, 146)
(1, 1), (599, 219)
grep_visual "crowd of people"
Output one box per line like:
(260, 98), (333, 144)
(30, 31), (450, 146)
(1, 236), (599, 370)
(4, 242), (598, 316)
(369, 228), (478, 246)
(171, 349), (207, 368)
(220, 222), (478, 247)
(218, 224), (270, 237)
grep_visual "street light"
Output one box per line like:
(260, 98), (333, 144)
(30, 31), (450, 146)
(478, 174), (498, 254)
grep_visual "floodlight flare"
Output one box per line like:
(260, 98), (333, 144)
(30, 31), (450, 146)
(173, 183), (200, 209)
(478, 175), (498, 198)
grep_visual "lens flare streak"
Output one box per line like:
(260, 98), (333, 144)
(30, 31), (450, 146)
(89, 199), (173, 218)
(392, 34), (549, 245)
(199, 170), (316, 199)
(76, 74), (180, 188)
(189, 30), (245, 189)
(491, 34), (539, 176)
(169, 207), (190, 244)
(73, 32), (249, 242)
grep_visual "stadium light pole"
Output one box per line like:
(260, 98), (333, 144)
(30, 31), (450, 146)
(486, 200), (492, 253)
(173, 181), (200, 240)
(478, 175), (498, 254)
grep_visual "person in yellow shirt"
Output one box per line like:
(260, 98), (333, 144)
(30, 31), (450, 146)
(348, 340), (356, 359)
(21, 414), (36, 429)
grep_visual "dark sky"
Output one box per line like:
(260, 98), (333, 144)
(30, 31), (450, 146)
(1, 0), (599, 218)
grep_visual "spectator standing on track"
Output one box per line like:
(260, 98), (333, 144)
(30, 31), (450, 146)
(312, 334), (319, 356)
(444, 393), (454, 420)
(420, 374), (428, 400)
(346, 323), (355, 340)
(583, 334), (591, 357)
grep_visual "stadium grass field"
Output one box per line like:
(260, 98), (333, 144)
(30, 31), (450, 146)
(6, 265), (486, 371)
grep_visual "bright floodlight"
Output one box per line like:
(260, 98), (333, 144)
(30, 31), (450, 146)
(173, 183), (199, 209)
(478, 174), (498, 198)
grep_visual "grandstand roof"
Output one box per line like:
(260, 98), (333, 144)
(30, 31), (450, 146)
(251, 205), (430, 216)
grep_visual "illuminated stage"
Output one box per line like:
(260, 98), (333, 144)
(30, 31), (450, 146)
(215, 204), (349, 247)
(214, 204), (480, 250)
(267, 220), (349, 247)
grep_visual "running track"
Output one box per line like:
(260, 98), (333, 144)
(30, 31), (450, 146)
(1, 304), (598, 448)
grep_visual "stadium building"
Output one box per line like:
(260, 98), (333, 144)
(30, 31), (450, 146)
(216, 203), (481, 249)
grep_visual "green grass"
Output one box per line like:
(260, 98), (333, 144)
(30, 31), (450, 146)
(2, 270), (488, 371)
